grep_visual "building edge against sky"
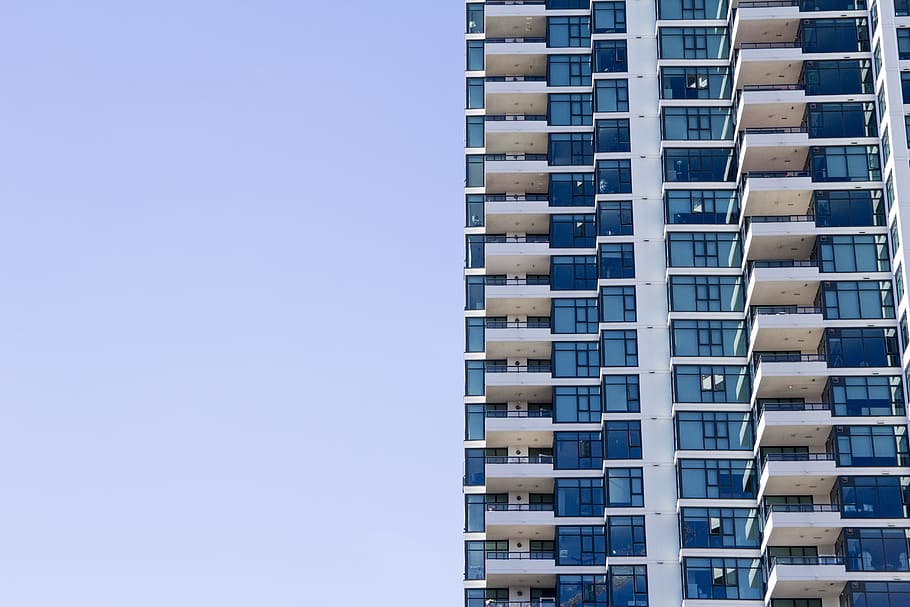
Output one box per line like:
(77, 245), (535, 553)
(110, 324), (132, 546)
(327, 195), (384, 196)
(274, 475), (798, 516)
(462, 0), (910, 606)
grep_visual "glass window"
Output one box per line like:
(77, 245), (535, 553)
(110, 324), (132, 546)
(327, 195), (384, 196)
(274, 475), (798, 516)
(659, 27), (729, 59)
(658, 0), (727, 19)
(818, 235), (890, 272)
(603, 375), (640, 412)
(465, 276), (484, 310)
(466, 194), (483, 228)
(682, 557), (763, 599)
(466, 155), (484, 187)
(555, 385), (602, 422)
(552, 214), (596, 248)
(595, 79), (629, 112)
(838, 476), (910, 518)
(465, 494), (485, 532)
(554, 298), (599, 334)
(669, 276), (744, 312)
(552, 255), (598, 290)
(600, 286), (636, 322)
(601, 330), (638, 367)
(551, 173), (595, 207)
(465, 116), (484, 148)
(594, 41), (628, 73)
(843, 528), (910, 571)
(558, 575), (608, 607)
(465, 448), (485, 486)
(814, 189), (885, 227)
(548, 0), (591, 6)
(903, 72), (910, 103)
(680, 508), (760, 548)
(662, 107), (734, 140)
(465, 235), (484, 268)
(661, 67), (731, 100)
(557, 526), (606, 565)
(803, 60), (873, 95)
(550, 93), (593, 126)
(679, 459), (757, 499)
(892, 218), (901, 257)
(598, 200), (633, 235)
(823, 281), (894, 319)
(807, 102), (877, 138)
(607, 516), (646, 556)
(667, 232), (741, 267)
(466, 77), (484, 109)
(676, 412), (753, 450)
(674, 365), (750, 403)
(599, 243), (635, 278)
(594, 2), (626, 33)
(465, 361), (484, 396)
(897, 264), (905, 302)
(465, 541), (485, 580)
(605, 467), (644, 507)
(595, 119), (631, 152)
(466, 3), (483, 34)
(555, 431), (604, 469)
(466, 40), (483, 71)
(465, 404), (484, 440)
(664, 148), (736, 182)
(842, 582), (910, 607)
(671, 320), (745, 356)
(609, 565), (648, 606)
(801, 18), (869, 53)
(665, 190), (738, 225)
(554, 341), (600, 378)
(549, 55), (592, 87)
(550, 133), (595, 166)
(597, 159), (632, 193)
(466, 589), (510, 607)
(828, 375), (905, 416)
(604, 421), (642, 459)
(548, 16), (591, 48)
(556, 478), (605, 516)
(466, 318), (484, 352)
(826, 327), (900, 368)
(879, 87), (888, 122)
(835, 425), (909, 466)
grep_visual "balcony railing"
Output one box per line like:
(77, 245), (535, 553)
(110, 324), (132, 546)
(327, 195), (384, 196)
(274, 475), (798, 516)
(485, 455), (554, 464)
(747, 214), (815, 224)
(485, 153), (548, 161)
(486, 37), (547, 44)
(763, 452), (835, 463)
(767, 503), (839, 513)
(486, 362), (553, 373)
(485, 408), (553, 418)
(748, 259), (818, 274)
(485, 275), (550, 286)
(754, 352), (826, 364)
(768, 555), (844, 570)
(485, 601), (557, 607)
(742, 170), (810, 180)
(751, 305), (822, 316)
(485, 75), (547, 82)
(486, 0), (547, 4)
(486, 114), (548, 122)
(485, 193), (549, 202)
(486, 503), (555, 511)
(485, 234), (550, 244)
(486, 551), (555, 560)
(757, 400), (830, 412)
(739, 41), (801, 49)
(737, 0), (798, 6)
(486, 318), (551, 329)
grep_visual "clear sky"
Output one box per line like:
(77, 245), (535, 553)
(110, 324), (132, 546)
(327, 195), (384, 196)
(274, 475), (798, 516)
(0, 2), (465, 605)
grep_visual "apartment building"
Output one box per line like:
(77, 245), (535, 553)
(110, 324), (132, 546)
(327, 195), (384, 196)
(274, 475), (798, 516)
(463, 0), (910, 606)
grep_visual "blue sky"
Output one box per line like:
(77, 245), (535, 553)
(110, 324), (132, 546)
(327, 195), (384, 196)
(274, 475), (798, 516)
(0, 2), (465, 604)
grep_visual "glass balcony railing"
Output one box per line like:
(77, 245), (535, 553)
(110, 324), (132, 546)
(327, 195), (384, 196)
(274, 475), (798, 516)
(485, 114), (548, 122)
(484, 75), (547, 82)
(486, 361), (552, 373)
(485, 455), (554, 464)
(754, 352), (826, 364)
(747, 214), (815, 224)
(768, 555), (844, 570)
(486, 551), (555, 560)
(762, 452), (836, 467)
(485, 318), (551, 329)
(485, 153), (548, 161)
(485, 502), (555, 512)
(749, 305), (823, 321)
(485, 193), (549, 202)
(485, 234), (550, 244)
(485, 37), (546, 44)
(485, 408), (553, 418)
(767, 503), (839, 514)
(757, 400), (830, 412)
(485, 601), (557, 607)
(485, 275), (550, 286)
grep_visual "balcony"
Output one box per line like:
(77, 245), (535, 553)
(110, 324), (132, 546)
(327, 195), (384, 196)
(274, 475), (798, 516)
(736, 84), (807, 131)
(486, 113), (551, 137)
(746, 259), (820, 307)
(485, 454), (555, 483)
(744, 217), (817, 271)
(485, 551), (557, 577)
(755, 400), (832, 446)
(739, 170), (813, 216)
(485, 503), (556, 530)
(759, 452), (838, 496)
(752, 351), (828, 400)
(485, 153), (550, 175)
(485, 406), (555, 433)
(737, 127), (810, 174)
(485, 194), (550, 232)
(761, 504), (842, 549)
(733, 43), (803, 90)
(485, 234), (552, 275)
(748, 305), (824, 354)
(765, 555), (847, 600)
(732, 1), (800, 50)
(485, 275), (551, 316)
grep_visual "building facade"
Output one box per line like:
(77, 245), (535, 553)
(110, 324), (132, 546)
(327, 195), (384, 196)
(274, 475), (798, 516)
(463, 0), (910, 606)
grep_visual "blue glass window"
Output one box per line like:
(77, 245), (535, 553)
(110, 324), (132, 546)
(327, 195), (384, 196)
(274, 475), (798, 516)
(676, 412), (753, 450)
(900, 30), (910, 60)
(466, 194), (483, 228)
(599, 243), (635, 278)
(803, 60), (873, 95)
(466, 40), (484, 71)
(822, 281), (894, 319)
(465, 235), (484, 268)
(674, 365), (750, 403)
(609, 565), (648, 606)
(465, 541), (485, 580)
(671, 320), (746, 357)
(465, 361), (484, 396)
(604, 375), (640, 412)
(552, 214), (596, 248)
(842, 582), (910, 607)
(604, 421), (642, 459)
(597, 200), (633, 235)
(551, 173), (595, 207)
(601, 330), (638, 366)
(843, 528), (910, 571)
(466, 318), (484, 352)
(552, 255), (598, 290)
(556, 478), (605, 517)
(605, 467), (644, 506)
(667, 232), (741, 267)
(679, 459), (756, 499)
(818, 235), (889, 272)
(607, 516), (646, 556)
(557, 526), (606, 565)
(466, 3), (483, 33)
(829, 375), (905, 416)
(683, 557), (763, 599)
(548, 16), (591, 48)
(665, 190), (738, 225)
(465, 404), (484, 440)
(593, 2), (626, 33)
(661, 67), (731, 99)
(808, 102), (877, 138)
(814, 190), (885, 227)
(465, 116), (484, 148)
(549, 55), (592, 86)
(465, 276), (484, 310)
(664, 148), (736, 182)
(662, 107), (734, 140)
(680, 508), (760, 548)
(595, 119), (631, 152)
(839, 476), (910, 518)
(558, 575), (608, 607)
(594, 41), (628, 72)
(554, 341), (600, 377)
(659, 27), (729, 59)
(555, 385), (602, 422)
(835, 425), (909, 466)
(553, 298), (599, 334)
(466, 77), (484, 109)
(658, 0), (727, 19)
(550, 133), (595, 166)
(464, 448), (485, 486)
(595, 79), (629, 112)
(555, 431), (604, 469)
(466, 155), (484, 187)
(825, 328), (900, 368)
(801, 18), (869, 53)
(810, 146), (881, 182)
(550, 93), (593, 126)
(600, 286), (636, 322)
(596, 159), (632, 193)
(669, 276), (744, 312)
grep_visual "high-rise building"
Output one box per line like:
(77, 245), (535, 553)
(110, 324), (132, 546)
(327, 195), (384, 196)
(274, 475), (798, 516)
(462, 1), (910, 606)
